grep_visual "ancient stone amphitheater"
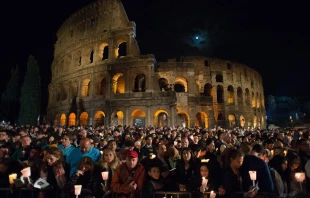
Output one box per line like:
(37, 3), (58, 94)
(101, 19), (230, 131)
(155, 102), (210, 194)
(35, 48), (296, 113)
(47, 0), (266, 129)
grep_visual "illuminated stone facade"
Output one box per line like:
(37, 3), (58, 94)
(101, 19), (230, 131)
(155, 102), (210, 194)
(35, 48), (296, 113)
(47, 0), (266, 129)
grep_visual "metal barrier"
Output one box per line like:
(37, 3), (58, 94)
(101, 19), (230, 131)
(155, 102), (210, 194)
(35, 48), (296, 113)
(153, 191), (191, 198)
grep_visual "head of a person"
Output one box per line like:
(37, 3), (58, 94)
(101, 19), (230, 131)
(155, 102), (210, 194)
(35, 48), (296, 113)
(228, 149), (244, 169)
(297, 139), (310, 153)
(167, 146), (179, 160)
(250, 144), (266, 159)
(156, 143), (166, 158)
(0, 131), (8, 141)
(102, 148), (116, 164)
(46, 147), (64, 167)
(21, 136), (32, 147)
(0, 144), (11, 158)
(148, 164), (161, 180)
(199, 163), (209, 178)
(80, 129), (87, 138)
(287, 153), (301, 171)
(107, 140), (117, 151)
(269, 155), (288, 175)
(29, 146), (41, 159)
(126, 150), (139, 170)
(80, 138), (91, 153)
(61, 134), (72, 147)
(145, 135), (153, 145)
(191, 144), (202, 159)
(181, 137), (189, 148)
(206, 139), (215, 152)
(264, 138), (275, 150)
(224, 134), (231, 143)
(181, 147), (192, 163)
(78, 156), (94, 174)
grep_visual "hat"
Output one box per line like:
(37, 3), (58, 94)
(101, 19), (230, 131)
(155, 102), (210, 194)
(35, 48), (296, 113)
(126, 150), (138, 158)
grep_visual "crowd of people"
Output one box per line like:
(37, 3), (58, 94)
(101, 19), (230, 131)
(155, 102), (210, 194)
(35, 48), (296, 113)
(0, 123), (309, 198)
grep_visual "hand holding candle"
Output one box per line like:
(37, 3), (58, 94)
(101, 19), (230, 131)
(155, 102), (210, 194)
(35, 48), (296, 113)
(295, 172), (305, 182)
(210, 190), (216, 198)
(202, 177), (208, 186)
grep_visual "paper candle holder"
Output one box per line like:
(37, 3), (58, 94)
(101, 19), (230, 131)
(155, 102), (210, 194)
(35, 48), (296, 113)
(249, 171), (256, 180)
(21, 167), (31, 177)
(295, 172), (306, 182)
(9, 173), (17, 184)
(74, 185), (82, 195)
(101, 171), (109, 181)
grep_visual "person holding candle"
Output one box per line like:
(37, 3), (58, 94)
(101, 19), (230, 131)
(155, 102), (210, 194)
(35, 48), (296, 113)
(269, 155), (288, 197)
(285, 153), (305, 196)
(220, 149), (257, 198)
(40, 147), (67, 198)
(239, 144), (274, 192)
(94, 148), (120, 198)
(65, 156), (96, 198)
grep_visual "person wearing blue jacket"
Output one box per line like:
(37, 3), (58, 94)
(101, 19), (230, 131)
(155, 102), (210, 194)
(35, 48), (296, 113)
(58, 134), (75, 159)
(239, 144), (274, 192)
(66, 137), (100, 177)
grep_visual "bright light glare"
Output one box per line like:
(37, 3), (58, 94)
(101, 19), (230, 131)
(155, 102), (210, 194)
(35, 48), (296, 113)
(195, 36), (199, 40)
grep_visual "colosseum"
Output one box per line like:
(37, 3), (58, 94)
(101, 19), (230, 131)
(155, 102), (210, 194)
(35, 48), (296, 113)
(47, 0), (266, 129)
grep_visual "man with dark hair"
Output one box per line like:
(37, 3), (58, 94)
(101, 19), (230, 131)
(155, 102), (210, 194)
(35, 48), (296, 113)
(239, 144), (274, 192)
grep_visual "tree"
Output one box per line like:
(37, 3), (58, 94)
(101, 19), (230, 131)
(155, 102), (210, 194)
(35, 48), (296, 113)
(1, 65), (20, 123)
(19, 55), (41, 125)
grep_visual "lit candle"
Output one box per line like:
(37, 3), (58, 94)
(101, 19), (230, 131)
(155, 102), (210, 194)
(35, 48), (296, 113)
(284, 150), (287, 156)
(150, 154), (156, 159)
(210, 190), (216, 198)
(295, 172), (306, 182)
(100, 151), (103, 155)
(74, 185), (82, 197)
(202, 177), (208, 186)
(21, 167), (31, 178)
(270, 150), (274, 156)
(249, 171), (256, 186)
(9, 173), (17, 184)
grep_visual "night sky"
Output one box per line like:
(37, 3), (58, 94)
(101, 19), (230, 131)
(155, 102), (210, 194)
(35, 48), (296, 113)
(1, 0), (310, 112)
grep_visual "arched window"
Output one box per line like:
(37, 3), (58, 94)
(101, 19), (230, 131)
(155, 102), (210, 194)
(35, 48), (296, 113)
(81, 79), (91, 97)
(134, 74), (146, 92)
(237, 87), (243, 104)
(227, 85), (234, 104)
(118, 42), (127, 57)
(203, 83), (212, 96)
(245, 88), (250, 105)
(217, 85), (224, 103)
(102, 46), (109, 60)
(90, 50), (94, 63)
(99, 78), (107, 95)
(158, 78), (169, 91)
(217, 113), (224, 120)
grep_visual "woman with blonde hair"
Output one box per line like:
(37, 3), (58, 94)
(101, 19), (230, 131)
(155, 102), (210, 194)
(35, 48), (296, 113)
(95, 148), (120, 197)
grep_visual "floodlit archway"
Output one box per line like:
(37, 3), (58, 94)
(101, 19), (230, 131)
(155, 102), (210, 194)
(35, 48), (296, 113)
(253, 116), (258, 128)
(217, 85), (224, 103)
(178, 112), (190, 127)
(112, 73), (125, 93)
(81, 79), (91, 97)
(228, 114), (236, 128)
(98, 42), (109, 60)
(195, 112), (208, 128)
(245, 88), (250, 105)
(158, 78), (169, 91)
(174, 77), (188, 92)
(203, 83), (212, 96)
(240, 115), (245, 128)
(94, 111), (105, 126)
(111, 111), (124, 126)
(79, 112), (89, 126)
(154, 110), (169, 127)
(237, 87), (243, 104)
(131, 109), (146, 126)
(252, 92), (256, 107)
(227, 85), (234, 104)
(134, 74), (146, 92)
(115, 40), (127, 58)
(60, 114), (66, 126)
(68, 113), (76, 126)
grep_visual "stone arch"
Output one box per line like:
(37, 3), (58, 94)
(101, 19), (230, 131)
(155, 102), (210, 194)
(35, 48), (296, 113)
(134, 74), (146, 92)
(68, 113), (76, 126)
(240, 115), (245, 128)
(203, 83), (212, 96)
(217, 113), (225, 121)
(216, 74), (223, 82)
(70, 81), (78, 98)
(174, 77), (188, 92)
(251, 91), (256, 107)
(228, 114), (236, 128)
(253, 116), (258, 128)
(154, 109), (169, 127)
(237, 87), (243, 104)
(94, 111), (105, 126)
(115, 40), (127, 58)
(245, 88), (250, 105)
(158, 78), (169, 91)
(79, 112), (89, 126)
(217, 85), (224, 103)
(60, 114), (66, 126)
(96, 77), (107, 95)
(111, 110), (124, 126)
(227, 85), (234, 104)
(58, 84), (68, 101)
(98, 42), (109, 60)
(112, 73), (125, 94)
(131, 109), (146, 126)
(195, 112), (208, 128)
(81, 78), (91, 97)
(178, 112), (190, 127)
